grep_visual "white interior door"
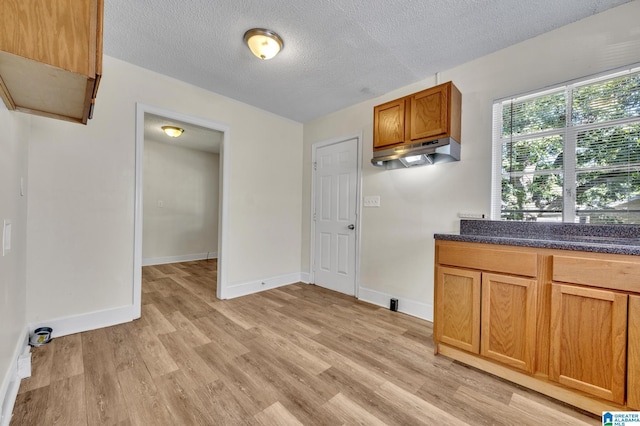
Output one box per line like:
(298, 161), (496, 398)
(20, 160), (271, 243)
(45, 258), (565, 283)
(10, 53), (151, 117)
(313, 138), (358, 296)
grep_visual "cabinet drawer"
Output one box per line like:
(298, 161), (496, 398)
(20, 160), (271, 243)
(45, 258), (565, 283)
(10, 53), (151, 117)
(438, 245), (538, 277)
(552, 255), (640, 292)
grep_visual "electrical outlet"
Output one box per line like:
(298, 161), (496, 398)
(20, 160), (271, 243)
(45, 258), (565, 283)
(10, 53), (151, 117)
(390, 298), (398, 312)
(364, 195), (381, 207)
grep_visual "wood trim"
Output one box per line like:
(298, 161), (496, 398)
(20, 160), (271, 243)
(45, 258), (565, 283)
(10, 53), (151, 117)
(449, 82), (462, 144)
(93, 0), (103, 86)
(87, 0), (98, 77)
(629, 295), (640, 410)
(535, 254), (553, 376)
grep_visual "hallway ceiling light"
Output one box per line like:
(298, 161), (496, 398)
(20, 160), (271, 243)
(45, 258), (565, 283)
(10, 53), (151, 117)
(243, 28), (283, 60)
(162, 126), (184, 138)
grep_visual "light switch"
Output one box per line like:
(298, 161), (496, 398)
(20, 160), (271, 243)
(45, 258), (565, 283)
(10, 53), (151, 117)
(3, 220), (11, 256)
(364, 195), (381, 207)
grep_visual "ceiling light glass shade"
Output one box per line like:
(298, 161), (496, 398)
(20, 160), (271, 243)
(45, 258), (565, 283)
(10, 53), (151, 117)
(161, 126), (184, 138)
(244, 28), (283, 60)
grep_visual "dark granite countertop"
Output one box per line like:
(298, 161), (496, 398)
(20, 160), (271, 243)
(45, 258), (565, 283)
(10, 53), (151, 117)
(434, 220), (640, 256)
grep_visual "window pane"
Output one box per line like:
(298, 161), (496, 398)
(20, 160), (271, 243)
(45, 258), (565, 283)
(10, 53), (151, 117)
(495, 69), (640, 223)
(575, 167), (640, 224)
(576, 123), (640, 168)
(501, 173), (563, 221)
(576, 210), (640, 224)
(502, 135), (564, 173)
(502, 92), (566, 137)
(572, 73), (640, 125)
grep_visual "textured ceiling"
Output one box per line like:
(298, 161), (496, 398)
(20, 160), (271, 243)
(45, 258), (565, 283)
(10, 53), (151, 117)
(104, 0), (632, 123)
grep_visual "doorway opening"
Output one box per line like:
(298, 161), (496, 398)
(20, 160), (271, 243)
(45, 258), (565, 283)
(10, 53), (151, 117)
(134, 104), (230, 318)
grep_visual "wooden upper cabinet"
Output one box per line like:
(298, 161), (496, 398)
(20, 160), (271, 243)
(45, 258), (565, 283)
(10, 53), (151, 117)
(409, 84), (448, 141)
(373, 98), (405, 150)
(373, 81), (461, 151)
(549, 283), (627, 404)
(0, 0), (103, 124)
(481, 273), (537, 373)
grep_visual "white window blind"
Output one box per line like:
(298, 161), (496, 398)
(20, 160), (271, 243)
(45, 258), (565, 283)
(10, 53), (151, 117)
(492, 67), (640, 224)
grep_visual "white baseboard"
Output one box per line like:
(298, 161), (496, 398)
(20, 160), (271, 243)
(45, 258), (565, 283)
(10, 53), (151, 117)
(357, 287), (433, 322)
(142, 252), (218, 266)
(300, 272), (311, 284)
(0, 327), (29, 426)
(222, 272), (305, 299)
(28, 305), (137, 339)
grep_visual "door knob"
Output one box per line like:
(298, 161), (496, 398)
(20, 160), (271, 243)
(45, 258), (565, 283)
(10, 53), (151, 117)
(348, 224), (355, 230)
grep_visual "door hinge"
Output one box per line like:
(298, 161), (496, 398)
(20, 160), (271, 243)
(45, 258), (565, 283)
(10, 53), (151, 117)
(313, 161), (317, 171)
(313, 212), (317, 221)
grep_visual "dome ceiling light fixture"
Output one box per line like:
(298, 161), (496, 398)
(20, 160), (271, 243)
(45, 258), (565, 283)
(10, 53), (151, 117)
(161, 125), (184, 138)
(243, 28), (284, 60)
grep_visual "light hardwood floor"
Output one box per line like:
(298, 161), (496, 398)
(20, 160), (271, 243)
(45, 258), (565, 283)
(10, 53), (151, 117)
(11, 260), (600, 425)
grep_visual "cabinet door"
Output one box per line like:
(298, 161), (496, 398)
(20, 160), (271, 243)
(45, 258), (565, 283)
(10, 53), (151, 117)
(435, 266), (481, 353)
(629, 295), (640, 410)
(549, 284), (627, 404)
(373, 98), (405, 149)
(0, 0), (99, 76)
(409, 83), (448, 141)
(480, 273), (537, 372)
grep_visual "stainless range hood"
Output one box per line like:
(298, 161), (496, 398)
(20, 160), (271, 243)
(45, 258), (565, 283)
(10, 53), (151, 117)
(371, 137), (460, 170)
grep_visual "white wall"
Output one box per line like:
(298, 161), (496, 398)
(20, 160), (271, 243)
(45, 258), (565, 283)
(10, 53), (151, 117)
(0, 107), (29, 422)
(302, 1), (640, 320)
(26, 55), (303, 325)
(143, 139), (219, 263)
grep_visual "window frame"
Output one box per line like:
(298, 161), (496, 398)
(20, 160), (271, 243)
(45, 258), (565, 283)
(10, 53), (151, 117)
(491, 64), (640, 223)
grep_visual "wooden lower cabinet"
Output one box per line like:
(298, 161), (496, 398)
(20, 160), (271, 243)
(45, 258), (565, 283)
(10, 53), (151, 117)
(434, 240), (640, 414)
(629, 296), (640, 410)
(481, 273), (537, 372)
(549, 283), (627, 404)
(435, 266), (481, 353)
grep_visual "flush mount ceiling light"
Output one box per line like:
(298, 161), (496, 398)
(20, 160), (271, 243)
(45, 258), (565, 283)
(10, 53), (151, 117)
(243, 28), (284, 60)
(161, 126), (184, 138)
